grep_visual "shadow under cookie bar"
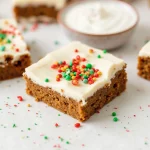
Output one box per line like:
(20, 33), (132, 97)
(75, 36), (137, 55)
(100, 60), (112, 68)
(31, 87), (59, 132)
(24, 66), (127, 122)
(138, 56), (150, 80)
(0, 54), (31, 81)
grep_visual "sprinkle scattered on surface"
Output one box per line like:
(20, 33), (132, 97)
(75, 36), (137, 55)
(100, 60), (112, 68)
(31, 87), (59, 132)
(44, 136), (48, 140)
(13, 124), (16, 128)
(112, 112), (117, 116)
(55, 123), (59, 127)
(74, 123), (81, 128)
(113, 117), (119, 122)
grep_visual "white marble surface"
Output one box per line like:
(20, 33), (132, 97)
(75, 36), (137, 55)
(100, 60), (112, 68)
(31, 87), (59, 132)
(0, 0), (150, 150)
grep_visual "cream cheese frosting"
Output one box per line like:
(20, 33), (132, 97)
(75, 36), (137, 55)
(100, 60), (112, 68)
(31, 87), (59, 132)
(0, 19), (30, 63)
(24, 42), (125, 105)
(18, 16), (54, 23)
(13, 0), (67, 10)
(65, 1), (137, 34)
(139, 41), (150, 57)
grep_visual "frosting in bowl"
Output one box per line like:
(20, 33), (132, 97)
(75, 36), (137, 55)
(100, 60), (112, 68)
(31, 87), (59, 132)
(64, 1), (137, 35)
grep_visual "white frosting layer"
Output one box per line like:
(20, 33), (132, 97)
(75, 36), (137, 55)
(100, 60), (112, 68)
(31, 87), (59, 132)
(24, 42), (125, 105)
(0, 19), (30, 63)
(13, 0), (67, 10)
(65, 1), (137, 34)
(139, 41), (150, 57)
(18, 16), (54, 23)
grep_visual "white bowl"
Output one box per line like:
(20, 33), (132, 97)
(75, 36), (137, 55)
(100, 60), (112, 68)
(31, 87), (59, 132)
(57, 0), (139, 50)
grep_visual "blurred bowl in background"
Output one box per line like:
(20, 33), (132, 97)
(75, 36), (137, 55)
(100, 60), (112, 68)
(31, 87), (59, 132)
(57, 0), (139, 50)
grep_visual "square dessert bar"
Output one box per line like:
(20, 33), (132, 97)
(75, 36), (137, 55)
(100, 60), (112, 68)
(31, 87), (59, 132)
(0, 19), (31, 81)
(24, 42), (127, 121)
(138, 41), (150, 80)
(13, 0), (72, 22)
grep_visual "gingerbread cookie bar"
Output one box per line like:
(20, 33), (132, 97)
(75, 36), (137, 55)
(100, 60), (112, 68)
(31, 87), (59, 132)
(13, 0), (72, 22)
(23, 42), (127, 121)
(138, 41), (150, 80)
(0, 19), (31, 81)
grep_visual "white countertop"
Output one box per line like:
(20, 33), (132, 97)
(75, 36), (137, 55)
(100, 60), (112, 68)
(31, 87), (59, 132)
(0, 0), (150, 150)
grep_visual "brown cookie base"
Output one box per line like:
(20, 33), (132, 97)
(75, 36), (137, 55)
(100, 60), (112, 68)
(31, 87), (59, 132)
(13, 0), (72, 22)
(0, 54), (31, 81)
(24, 67), (127, 122)
(138, 56), (150, 80)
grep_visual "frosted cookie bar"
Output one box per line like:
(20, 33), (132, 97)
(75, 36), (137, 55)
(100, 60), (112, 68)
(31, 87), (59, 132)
(138, 41), (150, 80)
(23, 42), (127, 121)
(0, 19), (31, 80)
(13, 0), (72, 22)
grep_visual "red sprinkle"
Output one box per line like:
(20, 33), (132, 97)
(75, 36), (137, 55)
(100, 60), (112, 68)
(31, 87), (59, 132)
(55, 123), (59, 127)
(16, 48), (19, 52)
(74, 49), (79, 53)
(76, 55), (80, 60)
(82, 65), (86, 68)
(31, 23), (38, 31)
(58, 69), (62, 73)
(17, 96), (23, 101)
(51, 64), (57, 69)
(56, 78), (60, 82)
(72, 80), (79, 86)
(58, 74), (62, 78)
(82, 58), (86, 62)
(74, 123), (81, 128)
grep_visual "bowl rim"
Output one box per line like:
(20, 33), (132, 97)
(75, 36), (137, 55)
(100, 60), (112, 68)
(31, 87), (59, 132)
(57, 0), (139, 37)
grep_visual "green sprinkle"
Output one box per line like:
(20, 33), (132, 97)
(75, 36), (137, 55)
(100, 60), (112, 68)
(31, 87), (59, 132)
(86, 63), (92, 69)
(65, 75), (71, 81)
(112, 112), (117, 116)
(66, 141), (70, 144)
(113, 117), (119, 122)
(45, 78), (49, 82)
(54, 41), (59, 45)
(83, 75), (88, 79)
(103, 49), (107, 54)
(60, 138), (64, 141)
(73, 72), (76, 76)
(84, 68), (88, 71)
(59, 61), (63, 65)
(44, 136), (48, 140)
(70, 61), (73, 66)
(13, 124), (16, 128)
(34, 123), (37, 125)
(62, 72), (66, 77)
(0, 33), (6, 39)
(28, 128), (31, 130)
(97, 55), (101, 58)
(90, 70), (94, 75)
(0, 46), (5, 51)
(66, 69), (71, 75)
(79, 74), (83, 76)
(145, 142), (148, 145)
(7, 39), (11, 43)
(83, 79), (88, 84)
(12, 35), (15, 38)
(58, 114), (61, 116)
